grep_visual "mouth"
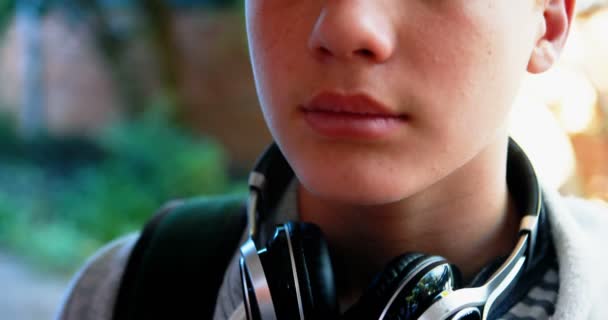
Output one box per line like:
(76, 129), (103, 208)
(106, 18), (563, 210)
(299, 91), (408, 140)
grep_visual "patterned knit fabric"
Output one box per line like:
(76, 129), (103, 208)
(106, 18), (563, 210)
(498, 266), (559, 320)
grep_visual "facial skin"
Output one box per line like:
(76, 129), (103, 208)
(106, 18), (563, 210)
(245, 0), (574, 308)
(246, 0), (566, 206)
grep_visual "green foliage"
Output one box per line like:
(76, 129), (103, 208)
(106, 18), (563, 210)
(0, 1), (15, 41)
(0, 108), (245, 274)
(0, 0), (249, 274)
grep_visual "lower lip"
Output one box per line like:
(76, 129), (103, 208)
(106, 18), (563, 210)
(302, 110), (406, 140)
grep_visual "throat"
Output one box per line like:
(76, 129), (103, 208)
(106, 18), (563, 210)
(297, 183), (521, 310)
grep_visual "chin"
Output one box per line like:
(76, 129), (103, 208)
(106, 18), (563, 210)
(279, 137), (432, 207)
(296, 166), (419, 206)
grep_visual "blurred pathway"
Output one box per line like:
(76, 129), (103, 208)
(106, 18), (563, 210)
(0, 252), (70, 320)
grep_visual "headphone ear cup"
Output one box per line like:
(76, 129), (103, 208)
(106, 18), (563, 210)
(286, 222), (339, 319)
(346, 252), (424, 318)
(345, 253), (460, 320)
(260, 222), (338, 319)
(258, 226), (300, 319)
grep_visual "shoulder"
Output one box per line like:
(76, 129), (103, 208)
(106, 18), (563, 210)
(546, 189), (608, 234)
(56, 194), (248, 320)
(544, 188), (608, 258)
(55, 233), (139, 320)
(542, 188), (608, 320)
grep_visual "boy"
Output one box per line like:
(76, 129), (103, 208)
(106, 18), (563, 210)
(57, 0), (608, 319)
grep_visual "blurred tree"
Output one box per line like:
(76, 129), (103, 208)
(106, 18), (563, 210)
(140, 0), (181, 118)
(0, 1), (16, 39)
(0, 0), (241, 137)
(17, 0), (46, 140)
(73, 0), (181, 119)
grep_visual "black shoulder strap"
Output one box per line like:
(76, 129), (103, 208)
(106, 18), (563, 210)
(112, 193), (248, 320)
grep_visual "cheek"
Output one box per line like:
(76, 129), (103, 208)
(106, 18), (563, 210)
(246, 4), (309, 135)
(404, 9), (535, 144)
(246, 1), (317, 84)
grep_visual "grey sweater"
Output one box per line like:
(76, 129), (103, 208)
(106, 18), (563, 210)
(55, 186), (608, 320)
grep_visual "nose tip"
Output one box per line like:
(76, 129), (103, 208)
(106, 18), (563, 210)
(308, 7), (395, 63)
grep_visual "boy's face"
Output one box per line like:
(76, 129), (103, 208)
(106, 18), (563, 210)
(246, 0), (560, 205)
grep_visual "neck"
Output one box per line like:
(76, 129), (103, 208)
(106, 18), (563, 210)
(297, 138), (520, 309)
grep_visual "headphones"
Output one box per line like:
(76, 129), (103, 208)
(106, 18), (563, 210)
(239, 139), (541, 320)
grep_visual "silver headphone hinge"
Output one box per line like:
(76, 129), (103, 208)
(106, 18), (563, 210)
(247, 172), (266, 238)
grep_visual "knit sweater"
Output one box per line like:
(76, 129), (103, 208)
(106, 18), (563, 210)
(55, 187), (608, 320)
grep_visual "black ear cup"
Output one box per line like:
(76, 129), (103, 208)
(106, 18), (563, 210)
(344, 253), (462, 320)
(287, 222), (339, 319)
(258, 222), (338, 319)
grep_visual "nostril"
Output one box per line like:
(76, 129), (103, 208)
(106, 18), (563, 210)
(316, 46), (378, 61)
(319, 46), (332, 56)
(355, 48), (374, 59)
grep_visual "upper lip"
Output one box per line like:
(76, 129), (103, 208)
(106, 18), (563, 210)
(301, 91), (402, 117)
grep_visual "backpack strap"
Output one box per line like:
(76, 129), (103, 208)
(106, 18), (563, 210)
(112, 193), (248, 320)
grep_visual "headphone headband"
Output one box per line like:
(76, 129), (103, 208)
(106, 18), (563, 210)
(247, 144), (294, 241)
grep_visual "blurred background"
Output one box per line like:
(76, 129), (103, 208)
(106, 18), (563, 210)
(0, 0), (606, 318)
